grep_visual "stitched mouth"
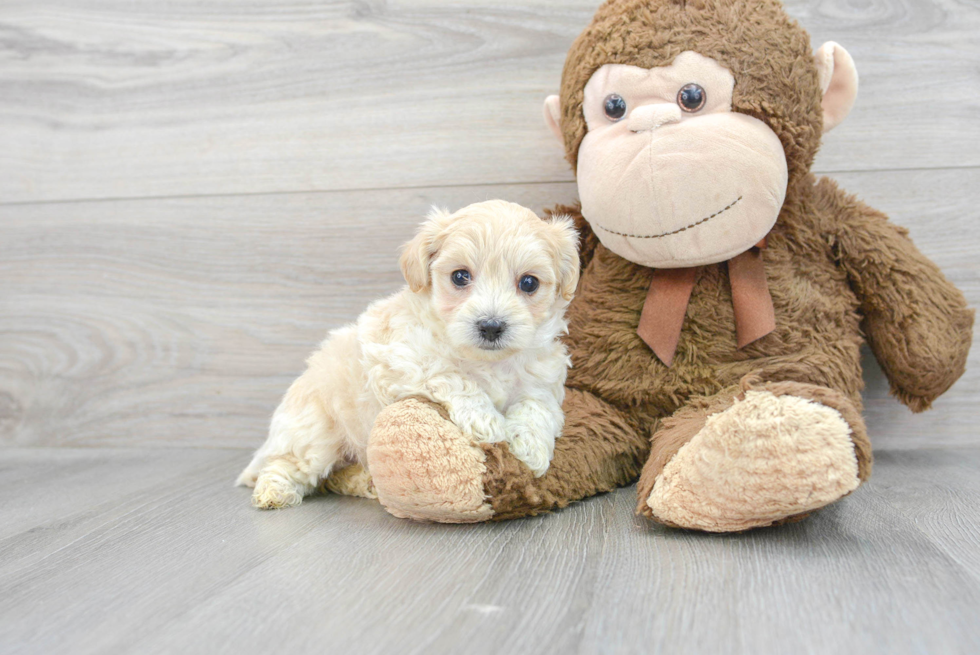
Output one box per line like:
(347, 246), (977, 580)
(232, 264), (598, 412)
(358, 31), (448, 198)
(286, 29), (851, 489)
(592, 196), (742, 240)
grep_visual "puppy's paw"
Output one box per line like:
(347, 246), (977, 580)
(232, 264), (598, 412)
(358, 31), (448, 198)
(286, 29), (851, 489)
(504, 404), (560, 478)
(450, 404), (507, 444)
(252, 472), (305, 510)
(505, 429), (552, 477)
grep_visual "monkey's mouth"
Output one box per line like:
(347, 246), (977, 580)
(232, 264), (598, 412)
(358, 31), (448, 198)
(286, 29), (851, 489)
(592, 196), (742, 239)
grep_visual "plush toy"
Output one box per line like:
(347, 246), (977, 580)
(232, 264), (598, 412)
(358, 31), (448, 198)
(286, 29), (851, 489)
(344, 0), (974, 531)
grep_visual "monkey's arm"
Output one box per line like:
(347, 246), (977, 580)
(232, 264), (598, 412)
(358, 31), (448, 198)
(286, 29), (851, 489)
(366, 388), (649, 522)
(826, 179), (974, 412)
(546, 203), (598, 271)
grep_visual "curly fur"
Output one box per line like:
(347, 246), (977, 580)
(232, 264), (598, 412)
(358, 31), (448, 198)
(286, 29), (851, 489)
(237, 200), (579, 508)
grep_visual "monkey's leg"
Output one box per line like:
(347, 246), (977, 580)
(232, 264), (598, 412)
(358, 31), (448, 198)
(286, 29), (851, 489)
(366, 390), (649, 523)
(636, 376), (873, 533)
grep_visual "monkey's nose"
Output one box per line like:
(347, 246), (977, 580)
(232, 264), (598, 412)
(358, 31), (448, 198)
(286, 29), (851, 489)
(477, 318), (507, 343)
(628, 103), (682, 133)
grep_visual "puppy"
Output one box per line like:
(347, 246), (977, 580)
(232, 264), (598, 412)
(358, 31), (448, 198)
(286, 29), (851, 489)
(236, 200), (580, 509)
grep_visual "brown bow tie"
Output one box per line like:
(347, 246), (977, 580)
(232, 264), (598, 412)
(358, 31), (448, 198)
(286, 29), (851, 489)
(636, 238), (775, 366)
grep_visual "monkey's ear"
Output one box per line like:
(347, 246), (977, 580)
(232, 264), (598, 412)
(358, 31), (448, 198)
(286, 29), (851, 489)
(543, 95), (564, 142)
(814, 42), (859, 133)
(400, 207), (452, 292)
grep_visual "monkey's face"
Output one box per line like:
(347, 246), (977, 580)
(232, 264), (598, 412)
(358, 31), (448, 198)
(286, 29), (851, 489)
(575, 52), (788, 269)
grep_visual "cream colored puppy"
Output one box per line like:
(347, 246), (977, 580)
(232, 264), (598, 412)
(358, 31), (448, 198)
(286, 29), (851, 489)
(236, 200), (579, 509)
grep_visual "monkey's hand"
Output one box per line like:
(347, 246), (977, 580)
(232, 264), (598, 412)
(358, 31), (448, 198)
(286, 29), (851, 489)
(829, 179), (974, 411)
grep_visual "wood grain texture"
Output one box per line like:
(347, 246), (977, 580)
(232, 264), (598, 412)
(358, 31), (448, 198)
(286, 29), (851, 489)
(0, 182), (579, 448)
(1, 0), (978, 204)
(870, 449), (980, 581)
(2, 2), (978, 652)
(0, 447), (978, 654)
(2, 170), (977, 450)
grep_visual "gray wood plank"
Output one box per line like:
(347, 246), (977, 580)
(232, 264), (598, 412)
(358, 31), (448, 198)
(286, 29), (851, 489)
(2, 170), (977, 450)
(0, 448), (243, 568)
(0, 447), (978, 655)
(576, 450), (980, 655)
(1, 0), (978, 204)
(870, 449), (980, 582)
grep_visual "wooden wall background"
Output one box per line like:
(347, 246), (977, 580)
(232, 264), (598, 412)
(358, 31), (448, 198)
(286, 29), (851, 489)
(1, 0), (978, 452)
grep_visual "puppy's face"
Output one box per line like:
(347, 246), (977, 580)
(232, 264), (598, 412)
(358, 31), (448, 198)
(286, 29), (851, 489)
(400, 200), (579, 361)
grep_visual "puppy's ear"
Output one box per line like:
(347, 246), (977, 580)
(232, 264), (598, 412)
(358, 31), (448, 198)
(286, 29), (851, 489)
(400, 207), (453, 292)
(545, 216), (581, 301)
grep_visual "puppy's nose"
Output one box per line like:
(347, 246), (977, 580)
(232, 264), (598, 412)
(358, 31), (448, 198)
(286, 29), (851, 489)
(477, 318), (507, 343)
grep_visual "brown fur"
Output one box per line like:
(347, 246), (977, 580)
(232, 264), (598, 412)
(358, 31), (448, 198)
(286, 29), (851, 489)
(479, 0), (972, 525)
(482, 388), (651, 521)
(634, 375), (872, 522)
(367, 0), (971, 529)
(634, 384), (741, 518)
(559, 0), (823, 189)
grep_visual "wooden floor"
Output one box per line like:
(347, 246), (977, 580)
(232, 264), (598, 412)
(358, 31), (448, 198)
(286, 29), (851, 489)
(2, 0), (980, 653)
(1, 447), (979, 654)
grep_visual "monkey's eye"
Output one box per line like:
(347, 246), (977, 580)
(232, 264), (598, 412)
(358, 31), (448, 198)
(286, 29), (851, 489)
(518, 275), (539, 294)
(451, 270), (471, 287)
(603, 94), (627, 121)
(677, 84), (706, 112)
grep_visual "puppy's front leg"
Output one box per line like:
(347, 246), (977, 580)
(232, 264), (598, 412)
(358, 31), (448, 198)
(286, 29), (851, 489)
(419, 376), (506, 445)
(371, 363), (505, 447)
(504, 394), (564, 477)
(444, 393), (508, 445)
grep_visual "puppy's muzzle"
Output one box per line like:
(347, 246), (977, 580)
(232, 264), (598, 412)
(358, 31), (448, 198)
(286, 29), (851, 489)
(477, 318), (507, 344)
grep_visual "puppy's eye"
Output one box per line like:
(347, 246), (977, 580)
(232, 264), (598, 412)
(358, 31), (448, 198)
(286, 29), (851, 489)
(518, 275), (539, 294)
(603, 94), (627, 121)
(677, 83), (706, 112)
(451, 269), (471, 287)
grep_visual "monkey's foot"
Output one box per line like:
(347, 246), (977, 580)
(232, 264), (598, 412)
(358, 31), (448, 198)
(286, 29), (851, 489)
(644, 390), (862, 532)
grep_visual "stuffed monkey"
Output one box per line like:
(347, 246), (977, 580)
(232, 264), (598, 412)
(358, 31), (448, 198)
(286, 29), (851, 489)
(355, 0), (973, 531)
